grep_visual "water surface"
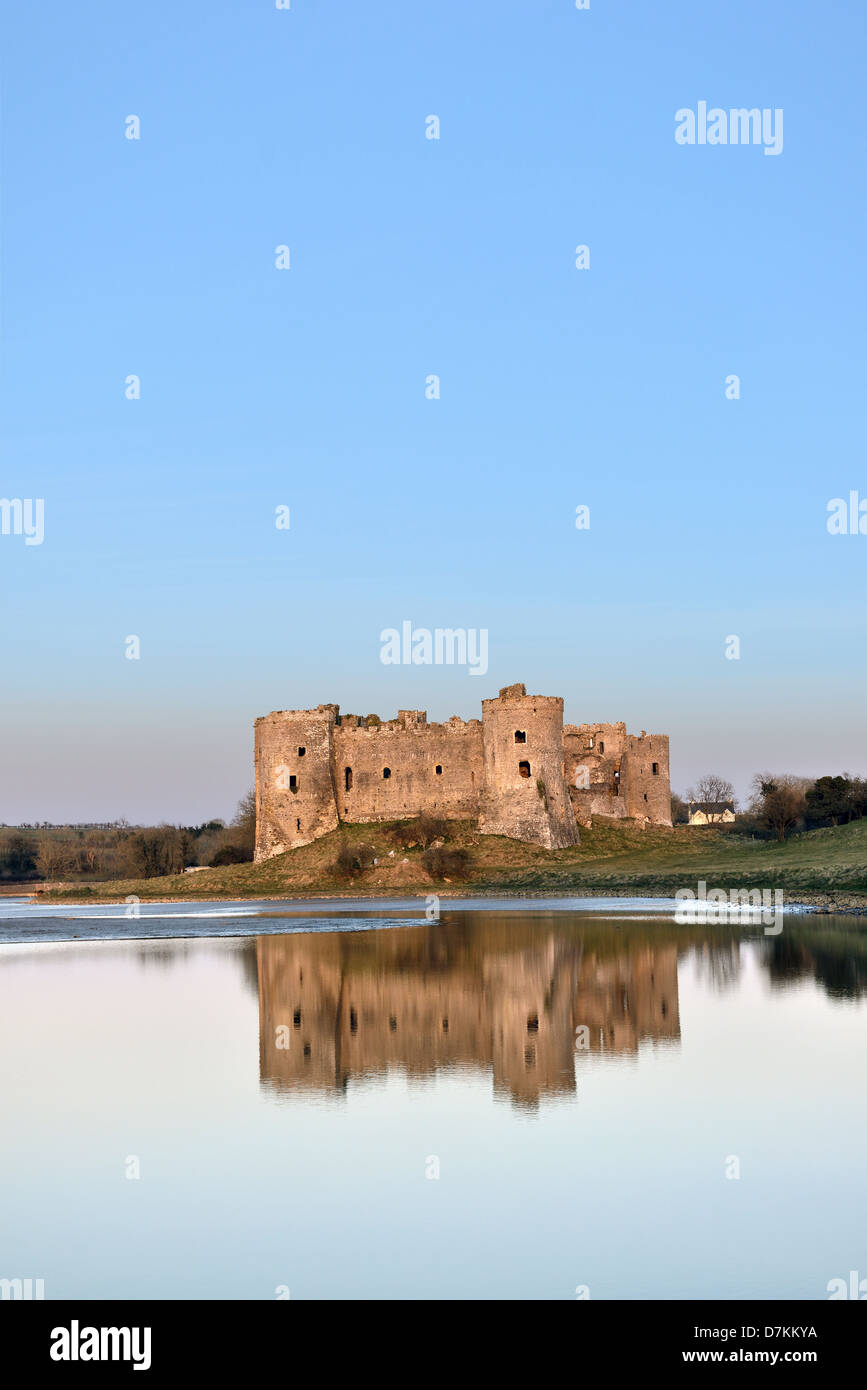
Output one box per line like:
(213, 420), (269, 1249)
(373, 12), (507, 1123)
(1, 902), (864, 1299)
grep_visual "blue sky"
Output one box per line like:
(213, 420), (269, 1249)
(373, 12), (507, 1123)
(2, 0), (865, 822)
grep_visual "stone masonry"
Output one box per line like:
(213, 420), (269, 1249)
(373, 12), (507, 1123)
(254, 683), (671, 861)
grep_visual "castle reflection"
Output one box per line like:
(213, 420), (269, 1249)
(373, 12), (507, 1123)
(256, 912), (683, 1108)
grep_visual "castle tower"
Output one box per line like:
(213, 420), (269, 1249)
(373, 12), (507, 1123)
(479, 684), (580, 849)
(254, 705), (339, 860)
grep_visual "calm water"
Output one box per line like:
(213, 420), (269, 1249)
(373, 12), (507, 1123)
(1, 899), (865, 1300)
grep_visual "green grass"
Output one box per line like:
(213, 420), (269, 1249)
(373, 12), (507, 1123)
(38, 815), (867, 905)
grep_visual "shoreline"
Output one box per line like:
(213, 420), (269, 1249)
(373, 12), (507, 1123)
(11, 885), (867, 915)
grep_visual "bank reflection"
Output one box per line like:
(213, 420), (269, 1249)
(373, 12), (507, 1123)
(256, 913), (681, 1108)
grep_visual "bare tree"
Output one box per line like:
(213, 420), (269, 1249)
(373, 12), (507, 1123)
(686, 774), (735, 806)
(231, 790), (256, 859)
(35, 837), (75, 881)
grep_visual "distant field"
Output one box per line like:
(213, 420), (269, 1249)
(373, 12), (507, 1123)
(38, 816), (867, 906)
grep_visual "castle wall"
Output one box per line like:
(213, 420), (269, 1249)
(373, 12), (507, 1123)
(564, 722), (671, 828)
(254, 706), (338, 858)
(333, 714), (482, 824)
(253, 685), (670, 861)
(563, 722), (628, 825)
(479, 685), (579, 849)
(623, 732), (671, 824)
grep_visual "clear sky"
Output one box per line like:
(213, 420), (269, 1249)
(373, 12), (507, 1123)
(2, 0), (865, 824)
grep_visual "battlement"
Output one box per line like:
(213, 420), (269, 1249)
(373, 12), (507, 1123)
(254, 683), (671, 859)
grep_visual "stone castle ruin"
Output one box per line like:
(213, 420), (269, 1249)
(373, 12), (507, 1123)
(254, 682), (671, 862)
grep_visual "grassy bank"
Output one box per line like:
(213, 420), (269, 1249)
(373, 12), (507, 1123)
(38, 816), (867, 907)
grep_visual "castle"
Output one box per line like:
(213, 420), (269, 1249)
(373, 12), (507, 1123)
(254, 683), (671, 861)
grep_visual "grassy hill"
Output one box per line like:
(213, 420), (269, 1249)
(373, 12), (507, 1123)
(39, 816), (867, 906)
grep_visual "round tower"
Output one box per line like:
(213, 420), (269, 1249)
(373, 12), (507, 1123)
(479, 684), (579, 849)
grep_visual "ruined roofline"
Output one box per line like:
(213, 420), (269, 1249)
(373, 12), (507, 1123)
(482, 693), (563, 709)
(337, 717), (482, 735)
(255, 705), (482, 732)
(564, 722), (666, 740)
(255, 705), (338, 725)
(565, 721), (627, 734)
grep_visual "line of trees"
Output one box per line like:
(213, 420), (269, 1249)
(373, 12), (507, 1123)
(672, 772), (867, 841)
(0, 792), (256, 883)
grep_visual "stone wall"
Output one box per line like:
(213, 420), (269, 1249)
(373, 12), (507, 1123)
(623, 732), (671, 823)
(563, 722), (672, 829)
(254, 683), (671, 860)
(254, 706), (338, 858)
(333, 714), (483, 824)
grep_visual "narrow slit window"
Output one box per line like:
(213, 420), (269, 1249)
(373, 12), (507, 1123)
(598, 740), (605, 753)
(652, 762), (659, 775)
(289, 774), (298, 791)
(344, 767), (353, 791)
(435, 764), (442, 775)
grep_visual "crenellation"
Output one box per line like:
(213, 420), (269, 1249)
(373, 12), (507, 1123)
(254, 684), (672, 859)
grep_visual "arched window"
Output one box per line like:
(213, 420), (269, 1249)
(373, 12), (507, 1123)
(382, 767), (391, 779)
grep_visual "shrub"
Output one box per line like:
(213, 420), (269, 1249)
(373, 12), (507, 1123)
(422, 846), (471, 880)
(393, 813), (447, 851)
(417, 813), (447, 847)
(335, 839), (376, 878)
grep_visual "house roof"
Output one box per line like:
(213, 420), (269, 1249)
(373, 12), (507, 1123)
(689, 800), (735, 814)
